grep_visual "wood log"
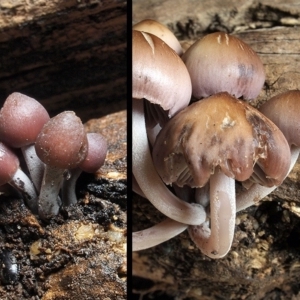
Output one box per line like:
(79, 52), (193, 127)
(0, 0), (127, 122)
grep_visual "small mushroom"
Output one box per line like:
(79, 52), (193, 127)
(133, 19), (183, 55)
(237, 90), (300, 211)
(133, 30), (191, 128)
(152, 92), (290, 258)
(62, 132), (107, 206)
(133, 30), (206, 225)
(0, 142), (37, 213)
(182, 32), (265, 100)
(0, 92), (50, 190)
(35, 111), (88, 219)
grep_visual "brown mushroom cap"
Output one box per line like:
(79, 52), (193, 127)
(152, 92), (290, 188)
(132, 30), (192, 118)
(35, 111), (88, 169)
(182, 32), (265, 100)
(133, 19), (182, 55)
(259, 90), (300, 146)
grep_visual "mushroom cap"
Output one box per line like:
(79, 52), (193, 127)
(259, 90), (300, 147)
(133, 19), (183, 55)
(35, 111), (88, 169)
(0, 142), (19, 185)
(79, 133), (107, 173)
(152, 92), (290, 188)
(181, 32), (265, 100)
(132, 30), (192, 118)
(0, 92), (50, 148)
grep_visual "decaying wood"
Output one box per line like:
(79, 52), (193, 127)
(0, 0), (127, 122)
(132, 1), (300, 299)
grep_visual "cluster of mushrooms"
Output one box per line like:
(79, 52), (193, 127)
(132, 19), (300, 259)
(0, 92), (107, 221)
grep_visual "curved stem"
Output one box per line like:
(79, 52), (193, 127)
(132, 174), (146, 198)
(133, 218), (188, 251)
(132, 100), (206, 225)
(38, 165), (63, 219)
(188, 169), (236, 258)
(236, 146), (299, 212)
(62, 168), (82, 206)
(21, 145), (45, 191)
(9, 168), (38, 214)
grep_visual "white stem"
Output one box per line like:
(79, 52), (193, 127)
(188, 170), (236, 258)
(21, 145), (45, 191)
(236, 146), (300, 213)
(62, 168), (82, 206)
(132, 174), (146, 198)
(132, 100), (206, 225)
(133, 218), (188, 251)
(38, 165), (63, 219)
(9, 168), (38, 214)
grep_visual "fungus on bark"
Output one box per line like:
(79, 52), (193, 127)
(0, 92), (50, 190)
(182, 32), (265, 100)
(152, 92), (290, 258)
(35, 111), (88, 219)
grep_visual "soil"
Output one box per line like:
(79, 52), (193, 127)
(132, 1), (300, 299)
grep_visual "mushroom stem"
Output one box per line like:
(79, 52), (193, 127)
(133, 218), (188, 251)
(38, 165), (63, 219)
(9, 168), (38, 214)
(21, 145), (44, 191)
(62, 168), (81, 206)
(133, 100), (206, 225)
(132, 174), (146, 198)
(236, 146), (300, 212)
(188, 169), (236, 258)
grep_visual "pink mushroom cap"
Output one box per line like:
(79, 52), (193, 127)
(0, 92), (50, 148)
(79, 133), (107, 173)
(182, 32), (265, 100)
(0, 142), (19, 186)
(35, 111), (88, 169)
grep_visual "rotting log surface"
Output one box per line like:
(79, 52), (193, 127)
(132, 1), (300, 299)
(0, 0), (127, 122)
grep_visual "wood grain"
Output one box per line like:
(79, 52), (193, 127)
(0, 0), (127, 122)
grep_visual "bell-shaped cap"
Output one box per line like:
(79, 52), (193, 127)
(153, 92), (290, 188)
(182, 32), (265, 100)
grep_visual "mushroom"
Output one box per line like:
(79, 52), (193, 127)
(0, 92), (50, 190)
(237, 90), (300, 212)
(152, 92), (291, 258)
(35, 111), (88, 219)
(133, 19), (183, 55)
(132, 30), (206, 225)
(0, 142), (37, 213)
(181, 32), (265, 100)
(62, 132), (107, 206)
